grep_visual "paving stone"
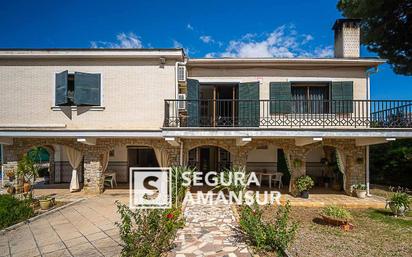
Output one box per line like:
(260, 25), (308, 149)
(169, 193), (251, 256)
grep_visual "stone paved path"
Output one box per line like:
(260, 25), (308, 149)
(169, 196), (251, 257)
(0, 192), (128, 257)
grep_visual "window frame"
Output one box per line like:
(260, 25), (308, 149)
(291, 82), (331, 114)
(52, 71), (104, 109)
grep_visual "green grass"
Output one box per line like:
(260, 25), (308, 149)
(366, 209), (412, 228)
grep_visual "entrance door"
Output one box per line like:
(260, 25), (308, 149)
(199, 84), (238, 127)
(127, 147), (159, 182)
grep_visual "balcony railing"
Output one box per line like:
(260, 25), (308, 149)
(164, 99), (412, 128)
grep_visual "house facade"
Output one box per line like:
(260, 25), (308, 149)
(1, 19), (411, 195)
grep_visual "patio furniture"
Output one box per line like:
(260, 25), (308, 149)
(103, 171), (117, 188)
(255, 172), (275, 188)
(271, 172), (284, 189)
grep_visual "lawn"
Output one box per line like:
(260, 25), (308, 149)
(281, 207), (412, 257)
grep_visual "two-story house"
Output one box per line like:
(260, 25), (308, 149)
(1, 19), (411, 195)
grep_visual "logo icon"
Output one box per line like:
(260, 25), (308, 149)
(129, 167), (171, 209)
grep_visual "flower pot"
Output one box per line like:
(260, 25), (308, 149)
(356, 190), (367, 199)
(7, 186), (16, 195)
(301, 190), (309, 199)
(388, 202), (407, 216)
(39, 199), (51, 210)
(23, 182), (31, 193)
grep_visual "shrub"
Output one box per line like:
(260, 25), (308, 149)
(116, 202), (184, 257)
(214, 166), (250, 195)
(171, 166), (194, 203)
(239, 201), (298, 253)
(321, 205), (352, 221)
(295, 175), (314, 192)
(387, 191), (411, 211)
(0, 194), (34, 229)
(116, 166), (192, 257)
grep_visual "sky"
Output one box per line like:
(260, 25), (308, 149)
(0, 0), (410, 99)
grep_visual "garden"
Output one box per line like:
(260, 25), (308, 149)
(1, 148), (67, 230)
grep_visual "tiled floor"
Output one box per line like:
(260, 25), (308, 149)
(169, 195), (251, 257)
(0, 191), (128, 257)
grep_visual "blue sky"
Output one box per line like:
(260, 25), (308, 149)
(0, 0), (410, 99)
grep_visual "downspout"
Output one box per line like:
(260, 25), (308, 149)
(365, 66), (378, 196)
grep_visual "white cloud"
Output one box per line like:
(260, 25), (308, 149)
(172, 40), (190, 56)
(210, 24), (332, 58)
(313, 46), (334, 58)
(187, 24), (194, 30)
(90, 32), (143, 48)
(200, 35), (214, 44)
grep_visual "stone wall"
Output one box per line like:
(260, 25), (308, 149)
(181, 138), (366, 195)
(2, 137), (365, 195)
(3, 138), (180, 194)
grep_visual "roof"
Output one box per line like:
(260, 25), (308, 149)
(188, 57), (385, 68)
(332, 18), (361, 30)
(0, 48), (185, 59)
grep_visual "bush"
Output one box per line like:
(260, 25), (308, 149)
(321, 205), (352, 221)
(387, 190), (411, 211)
(239, 201), (298, 253)
(0, 195), (34, 229)
(116, 166), (192, 257)
(295, 175), (314, 192)
(116, 203), (184, 257)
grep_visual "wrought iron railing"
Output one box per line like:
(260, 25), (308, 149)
(164, 99), (412, 128)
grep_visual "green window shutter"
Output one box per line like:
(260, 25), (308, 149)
(74, 72), (101, 106)
(238, 82), (260, 127)
(187, 79), (199, 127)
(270, 82), (292, 113)
(331, 81), (353, 113)
(55, 71), (68, 106)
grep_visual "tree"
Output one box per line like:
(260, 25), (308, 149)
(337, 0), (412, 75)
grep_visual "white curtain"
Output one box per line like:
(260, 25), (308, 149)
(154, 148), (169, 167)
(64, 146), (83, 192)
(335, 149), (346, 190)
(101, 151), (109, 173)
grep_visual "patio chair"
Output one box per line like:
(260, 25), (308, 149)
(271, 172), (283, 189)
(104, 174), (115, 189)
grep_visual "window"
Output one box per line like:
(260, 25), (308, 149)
(291, 84), (329, 113)
(55, 71), (101, 106)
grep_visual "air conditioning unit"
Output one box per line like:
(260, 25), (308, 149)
(178, 93), (186, 110)
(177, 66), (186, 82)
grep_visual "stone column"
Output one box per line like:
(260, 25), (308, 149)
(285, 148), (307, 196)
(342, 145), (366, 194)
(232, 148), (248, 168)
(83, 151), (104, 194)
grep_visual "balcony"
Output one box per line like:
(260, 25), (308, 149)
(164, 99), (412, 128)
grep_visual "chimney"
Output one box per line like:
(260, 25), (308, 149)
(332, 19), (361, 58)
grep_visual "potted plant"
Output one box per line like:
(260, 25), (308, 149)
(295, 175), (314, 198)
(16, 155), (39, 194)
(386, 191), (411, 216)
(4, 182), (16, 195)
(320, 205), (353, 228)
(38, 196), (52, 210)
(6, 169), (15, 182)
(352, 183), (367, 199)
